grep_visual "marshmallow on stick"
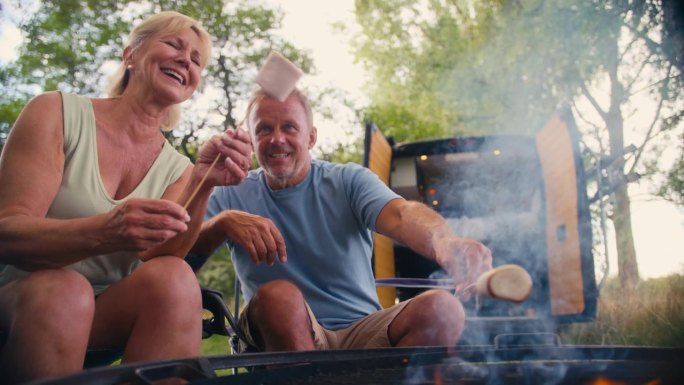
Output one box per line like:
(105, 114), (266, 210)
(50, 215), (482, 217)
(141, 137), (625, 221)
(183, 51), (304, 209)
(375, 264), (533, 303)
(474, 264), (533, 303)
(255, 51), (304, 101)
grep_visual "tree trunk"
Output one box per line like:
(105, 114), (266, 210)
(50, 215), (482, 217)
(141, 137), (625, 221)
(605, 35), (640, 290)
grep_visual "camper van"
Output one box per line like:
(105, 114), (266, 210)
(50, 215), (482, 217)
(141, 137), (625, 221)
(364, 108), (598, 342)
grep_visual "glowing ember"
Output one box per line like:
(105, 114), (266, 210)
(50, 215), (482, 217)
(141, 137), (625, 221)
(587, 377), (661, 385)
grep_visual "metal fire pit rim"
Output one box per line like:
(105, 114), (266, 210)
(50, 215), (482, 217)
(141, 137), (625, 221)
(206, 344), (684, 370)
(24, 345), (684, 385)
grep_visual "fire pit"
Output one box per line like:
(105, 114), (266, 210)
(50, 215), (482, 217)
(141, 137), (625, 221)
(29, 343), (683, 385)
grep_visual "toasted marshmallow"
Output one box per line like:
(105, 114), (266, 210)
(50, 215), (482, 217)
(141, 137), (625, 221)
(475, 264), (533, 303)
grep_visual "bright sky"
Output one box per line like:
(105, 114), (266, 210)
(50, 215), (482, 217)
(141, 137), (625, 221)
(266, 0), (364, 97)
(1, 0), (682, 279)
(264, 0), (366, 150)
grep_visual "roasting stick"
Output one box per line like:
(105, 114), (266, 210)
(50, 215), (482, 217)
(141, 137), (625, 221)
(376, 264), (533, 303)
(181, 51), (304, 209)
(182, 153), (221, 209)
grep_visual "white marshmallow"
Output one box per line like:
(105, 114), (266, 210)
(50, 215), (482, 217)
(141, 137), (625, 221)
(255, 51), (304, 101)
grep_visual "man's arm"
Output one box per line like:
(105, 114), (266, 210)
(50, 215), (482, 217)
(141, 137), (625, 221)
(374, 198), (492, 290)
(191, 210), (287, 266)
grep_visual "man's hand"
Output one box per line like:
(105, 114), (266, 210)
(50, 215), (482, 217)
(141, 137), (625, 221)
(434, 236), (493, 301)
(219, 210), (287, 266)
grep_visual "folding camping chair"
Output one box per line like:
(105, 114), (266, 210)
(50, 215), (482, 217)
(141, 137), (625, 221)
(200, 286), (249, 354)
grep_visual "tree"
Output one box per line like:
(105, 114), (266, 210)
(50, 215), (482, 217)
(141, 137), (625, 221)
(0, 0), (314, 161)
(352, 0), (683, 290)
(0, 0), (129, 152)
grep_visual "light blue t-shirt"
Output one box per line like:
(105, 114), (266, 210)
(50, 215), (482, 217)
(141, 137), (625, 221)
(205, 159), (400, 329)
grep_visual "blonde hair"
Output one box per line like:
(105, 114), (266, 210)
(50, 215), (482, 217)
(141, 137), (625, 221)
(244, 88), (314, 133)
(106, 11), (213, 131)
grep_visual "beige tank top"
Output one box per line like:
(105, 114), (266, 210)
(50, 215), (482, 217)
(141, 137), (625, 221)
(0, 92), (191, 294)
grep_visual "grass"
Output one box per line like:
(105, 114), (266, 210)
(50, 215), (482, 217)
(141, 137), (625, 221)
(201, 334), (234, 356)
(559, 274), (684, 346)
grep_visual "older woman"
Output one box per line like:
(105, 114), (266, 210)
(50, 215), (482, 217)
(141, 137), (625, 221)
(0, 11), (252, 384)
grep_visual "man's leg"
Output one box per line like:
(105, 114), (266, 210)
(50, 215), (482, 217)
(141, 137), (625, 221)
(0, 269), (95, 384)
(388, 289), (465, 347)
(245, 280), (315, 351)
(88, 256), (202, 362)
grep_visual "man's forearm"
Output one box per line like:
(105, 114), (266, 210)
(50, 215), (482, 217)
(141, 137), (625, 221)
(378, 200), (454, 262)
(190, 212), (229, 257)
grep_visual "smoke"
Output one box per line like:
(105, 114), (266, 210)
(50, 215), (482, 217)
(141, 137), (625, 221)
(409, 135), (549, 319)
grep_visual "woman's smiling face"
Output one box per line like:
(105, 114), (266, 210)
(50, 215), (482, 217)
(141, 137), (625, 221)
(129, 27), (204, 104)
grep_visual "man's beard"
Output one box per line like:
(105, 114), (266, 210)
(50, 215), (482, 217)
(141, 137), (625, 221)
(263, 163), (301, 189)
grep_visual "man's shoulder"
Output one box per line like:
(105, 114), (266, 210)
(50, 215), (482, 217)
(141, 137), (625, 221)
(213, 169), (263, 195)
(312, 159), (366, 176)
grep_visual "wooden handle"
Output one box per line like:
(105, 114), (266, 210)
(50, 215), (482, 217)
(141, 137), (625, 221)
(474, 264), (533, 303)
(183, 153), (221, 209)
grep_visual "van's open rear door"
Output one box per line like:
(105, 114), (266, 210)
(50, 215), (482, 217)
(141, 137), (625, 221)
(363, 110), (597, 322)
(535, 108), (597, 321)
(363, 123), (397, 308)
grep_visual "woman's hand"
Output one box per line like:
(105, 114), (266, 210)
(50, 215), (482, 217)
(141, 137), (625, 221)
(195, 129), (253, 187)
(100, 198), (191, 252)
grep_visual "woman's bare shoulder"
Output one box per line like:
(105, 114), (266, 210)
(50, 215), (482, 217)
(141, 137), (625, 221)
(16, 92), (65, 129)
(6, 91), (66, 152)
(25, 91), (64, 110)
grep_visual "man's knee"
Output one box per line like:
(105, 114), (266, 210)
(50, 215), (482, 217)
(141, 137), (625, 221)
(390, 290), (465, 346)
(413, 290), (465, 326)
(252, 280), (304, 307)
(249, 280), (307, 322)
(247, 280), (314, 351)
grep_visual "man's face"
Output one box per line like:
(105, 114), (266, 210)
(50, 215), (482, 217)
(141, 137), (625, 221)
(248, 94), (317, 189)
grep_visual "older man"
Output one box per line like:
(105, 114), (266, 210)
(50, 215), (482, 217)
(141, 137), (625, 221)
(189, 88), (492, 352)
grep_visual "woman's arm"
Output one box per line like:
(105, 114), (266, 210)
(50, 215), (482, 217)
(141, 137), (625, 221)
(0, 93), (113, 269)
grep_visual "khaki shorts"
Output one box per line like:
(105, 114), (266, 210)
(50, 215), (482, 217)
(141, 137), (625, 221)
(237, 299), (413, 352)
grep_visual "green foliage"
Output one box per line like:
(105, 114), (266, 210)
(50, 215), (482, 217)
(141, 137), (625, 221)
(363, 103), (447, 143)
(560, 274), (684, 346)
(317, 135), (364, 165)
(201, 334), (233, 357)
(196, 246), (238, 306)
(7, 0), (128, 96)
(352, 0), (620, 137)
(0, 0), (316, 161)
(0, 0), (126, 148)
(0, 96), (25, 153)
(195, 245), (243, 358)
